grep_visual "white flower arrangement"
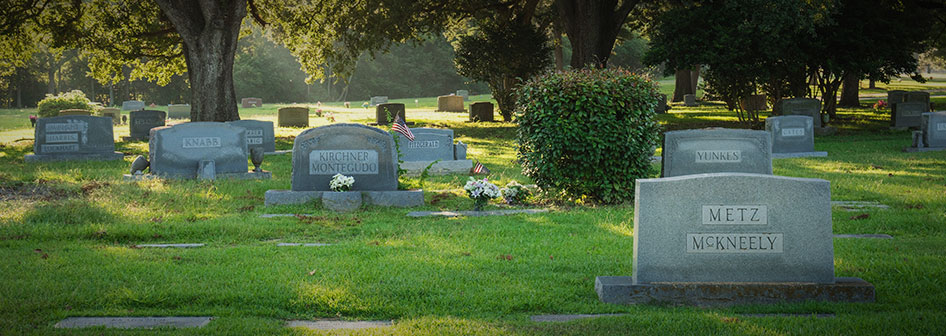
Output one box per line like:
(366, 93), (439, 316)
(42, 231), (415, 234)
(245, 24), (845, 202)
(500, 181), (530, 205)
(464, 177), (500, 210)
(329, 173), (354, 192)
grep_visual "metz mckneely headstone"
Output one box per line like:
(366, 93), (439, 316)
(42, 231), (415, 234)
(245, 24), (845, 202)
(765, 115), (814, 153)
(290, 123), (397, 191)
(375, 103), (406, 125)
(128, 110), (166, 140)
(891, 102), (927, 128)
(922, 112), (946, 148)
(470, 102), (494, 122)
(121, 100), (145, 111)
(167, 104), (191, 119)
(227, 119), (276, 153)
(25, 115), (124, 162)
(780, 98), (822, 128)
(394, 128), (455, 161)
(436, 95), (465, 112)
(370, 96), (388, 106)
(277, 107), (309, 128)
(149, 122), (248, 179)
(661, 128), (772, 177)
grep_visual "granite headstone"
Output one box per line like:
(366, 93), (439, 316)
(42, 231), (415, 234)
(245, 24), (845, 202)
(25, 115), (123, 162)
(780, 98), (822, 128)
(277, 107), (309, 127)
(375, 103), (406, 125)
(149, 122), (248, 179)
(656, 94), (669, 114)
(469, 102), (494, 122)
(167, 104), (191, 119)
(905, 91), (930, 105)
(128, 110), (166, 140)
(887, 90), (907, 106)
(684, 94), (697, 107)
(661, 128), (772, 177)
(241, 98), (262, 108)
(370, 96), (388, 106)
(99, 108), (121, 124)
(765, 115), (814, 153)
(227, 119), (276, 153)
(290, 123), (398, 191)
(121, 100), (145, 111)
(394, 128), (455, 161)
(456, 90), (470, 100)
(436, 95), (465, 112)
(922, 112), (946, 148)
(892, 102), (927, 128)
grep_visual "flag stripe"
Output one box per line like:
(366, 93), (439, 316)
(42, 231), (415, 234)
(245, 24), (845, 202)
(392, 116), (414, 141)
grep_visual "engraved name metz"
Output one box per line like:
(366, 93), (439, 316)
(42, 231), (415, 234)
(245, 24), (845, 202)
(702, 205), (767, 225)
(182, 137), (221, 148)
(309, 150), (379, 175)
(695, 150), (741, 163)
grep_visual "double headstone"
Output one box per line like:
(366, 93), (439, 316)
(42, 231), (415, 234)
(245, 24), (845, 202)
(241, 98), (262, 108)
(277, 107), (309, 128)
(126, 110), (166, 141)
(436, 95), (465, 112)
(765, 115), (827, 158)
(227, 119), (276, 153)
(469, 102), (494, 122)
(375, 103), (406, 125)
(144, 122), (267, 179)
(167, 104), (191, 119)
(394, 128), (471, 175)
(661, 128), (772, 177)
(25, 115), (124, 162)
(99, 108), (121, 124)
(370, 96), (388, 106)
(456, 90), (470, 100)
(887, 90), (907, 106)
(121, 100), (145, 111)
(59, 109), (91, 116)
(595, 173), (874, 305)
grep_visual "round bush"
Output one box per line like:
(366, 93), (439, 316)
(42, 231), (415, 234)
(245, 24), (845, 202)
(36, 90), (91, 118)
(515, 68), (661, 204)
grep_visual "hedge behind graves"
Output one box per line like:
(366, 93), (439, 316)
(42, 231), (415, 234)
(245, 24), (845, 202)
(37, 90), (91, 118)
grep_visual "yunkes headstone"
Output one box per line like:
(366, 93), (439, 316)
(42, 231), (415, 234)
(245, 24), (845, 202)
(595, 173), (875, 305)
(126, 110), (166, 141)
(765, 115), (827, 158)
(121, 100), (145, 111)
(227, 119), (276, 153)
(436, 95), (465, 112)
(25, 115), (124, 162)
(148, 122), (254, 179)
(661, 128), (772, 177)
(167, 104), (191, 119)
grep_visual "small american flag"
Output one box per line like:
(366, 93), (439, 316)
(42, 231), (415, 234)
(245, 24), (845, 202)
(473, 161), (490, 175)
(392, 115), (414, 141)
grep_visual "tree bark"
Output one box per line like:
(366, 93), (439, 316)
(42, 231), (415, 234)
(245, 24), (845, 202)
(556, 0), (639, 69)
(153, 0), (245, 122)
(838, 72), (860, 108)
(672, 68), (694, 102)
(552, 26), (564, 71)
(689, 67), (700, 94)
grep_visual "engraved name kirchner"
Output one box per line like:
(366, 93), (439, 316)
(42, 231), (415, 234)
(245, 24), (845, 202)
(245, 129), (263, 137)
(182, 137), (221, 148)
(937, 123), (946, 131)
(247, 137), (263, 145)
(46, 123), (82, 132)
(46, 133), (78, 143)
(781, 128), (805, 137)
(41, 143), (79, 153)
(695, 150), (741, 163)
(407, 140), (440, 149)
(687, 233), (783, 253)
(309, 150), (378, 175)
(702, 205), (767, 225)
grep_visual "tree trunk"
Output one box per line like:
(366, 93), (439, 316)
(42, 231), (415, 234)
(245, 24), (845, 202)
(556, 0), (639, 69)
(552, 26), (564, 71)
(154, 0), (245, 122)
(672, 68), (694, 102)
(868, 78), (876, 89)
(689, 67), (700, 94)
(838, 72), (860, 108)
(491, 77), (518, 122)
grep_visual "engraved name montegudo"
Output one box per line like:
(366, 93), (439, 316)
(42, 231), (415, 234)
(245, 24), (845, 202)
(309, 150), (379, 175)
(689, 205), (782, 253)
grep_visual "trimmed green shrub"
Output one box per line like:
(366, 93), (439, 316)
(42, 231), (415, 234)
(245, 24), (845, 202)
(515, 68), (661, 204)
(36, 90), (91, 117)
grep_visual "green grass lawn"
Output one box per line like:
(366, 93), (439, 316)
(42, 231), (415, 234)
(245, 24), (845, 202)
(0, 94), (945, 335)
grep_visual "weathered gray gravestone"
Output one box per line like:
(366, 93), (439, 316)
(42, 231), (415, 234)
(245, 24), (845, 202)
(595, 173), (875, 305)
(291, 124), (397, 191)
(25, 115), (124, 162)
(661, 128), (772, 177)
(167, 104), (191, 119)
(395, 128), (455, 161)
(370, 96), (388, 106)
(121, 100), (145, 111)
(241, 97), (262, 108)
(99, 108), (121, 124)
(905, 91), (930, 105)
(765, 115), (826, 158)
(780, 98), (822, 128)
(375, 103), (406, 125)
(227, 119), (276, 153)
(922, 112), (946, 148)
(145, 122), (264, 179)
(470, 102), (494, 122)
(436, 95), (465, 112)
(277, 107), (309, 128)
(887, 90), (907, 106)
(456, 89), (470, 100)
(891, 102), (927, 128)
(683, 94), (697, 107)
(126, 110), (166, 141)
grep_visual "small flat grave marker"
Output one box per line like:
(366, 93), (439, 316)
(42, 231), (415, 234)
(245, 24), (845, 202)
(286, 320), (392, 330)
(135, 243), (205, 248)
(276, 243), (332, 247)
(834, 234), (893, 239)
(55, 317), (212, 329)
(530, 314), (627, 323)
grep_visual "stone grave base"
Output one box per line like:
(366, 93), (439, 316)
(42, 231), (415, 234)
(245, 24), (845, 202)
(264, 150), (292, 156)
(25, 152), (124, 162)
(594, 276), (874, 306)
(265, 189), (424, 207)
(400, 160), (472, 176)
(123, 171), (272, 181)
(903, 146), (946, 152)
(772, 151), (828, 159)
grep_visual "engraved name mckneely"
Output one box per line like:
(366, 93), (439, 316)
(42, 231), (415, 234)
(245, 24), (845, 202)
(695, 150), (742, 163)
(46, 133), (78, 143)
(309, 150), (378, 175)
(687, 233), (783, 253)
(781, 128), (805, 137)
(182, 137), (221, 148)
(407, 140), (440, 149)
(702, 205), (767, 225)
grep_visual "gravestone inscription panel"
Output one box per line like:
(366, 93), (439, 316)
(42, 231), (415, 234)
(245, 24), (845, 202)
(291, 124), (397, 191)
(26, 115), (123, 161)
(227, 119), (276, 153)
(765, 115), (814, 153)
(892, 102), (926, 128)
(661, 128), (772, 177)
(121, 100), (145, 111)
(922, 112), (946, 148)
(149, 122), (248, 178)
(394, 128), (455, 161)
(277, 107), (309, 128)
(128, 110), (166, 140)
(780, 98), (822, 128)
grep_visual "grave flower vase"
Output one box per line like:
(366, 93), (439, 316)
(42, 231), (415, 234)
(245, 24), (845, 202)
(322, 191), (362, 212)
(472, 197), (488, 211)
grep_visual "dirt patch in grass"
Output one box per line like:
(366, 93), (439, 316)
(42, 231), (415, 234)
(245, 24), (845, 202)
(0, 183), (75, 202)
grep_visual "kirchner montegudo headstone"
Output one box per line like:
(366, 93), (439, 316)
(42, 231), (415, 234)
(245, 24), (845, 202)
(25, 115), (124, 162)
(138, 122), (268, 179)
(661, 128), (772, 177)
(595, 173), (874, 305)
(227, 119), (276, 153)
(765, 115), (827, 158)
(126, 110), (166, 141)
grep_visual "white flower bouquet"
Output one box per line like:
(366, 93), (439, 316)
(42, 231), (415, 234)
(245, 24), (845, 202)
(463, 176), (500, 210)
(500, 181), (530, 205)
(329, 173), (354, 192)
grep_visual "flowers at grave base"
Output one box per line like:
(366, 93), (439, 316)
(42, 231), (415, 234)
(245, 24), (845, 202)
(464, 176), (500, 211)
(325, 112), (336, 123)
(362, 102), (369, 109)
(329, 173), (354, 192)
(500, 181), (530, 205)
(873, 99), (887, 110)
(29, 115), (37, 127)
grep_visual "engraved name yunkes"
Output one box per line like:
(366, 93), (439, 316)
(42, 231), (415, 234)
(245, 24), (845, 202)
(696, 150), (742, 163)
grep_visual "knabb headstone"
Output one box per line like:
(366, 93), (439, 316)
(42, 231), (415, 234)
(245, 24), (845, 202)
(470, 102), (494, 122)
(891, 102), (926, 128)
(780, 98), (822, 128)
(127, 110), (166, 140)
(167, 104), (191, 119)
(683, 94), (697, 107)
(121, 100), (145, 111)
(595, 173), (874, 305)
(375, 103), (406, 125)
(765, 115), (815, 153)
(277, 107), (309, 127)
(241, 97), (262, 108)
(456, 90), (470, 100)
(394, 128), (455, 161)
(436, 95), (465, 112)
(149, 122), (248, 179)
(290, 123), (398, 191)
(227, 119), (276, 153)
(661, 128), (772, 177)
(59, 109), (91, 116)
(370, 96), (388, 106)
(26, 115), (124, 162)
(99, 108), (121, 124)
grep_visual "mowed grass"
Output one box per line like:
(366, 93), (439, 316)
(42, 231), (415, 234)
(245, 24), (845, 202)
(0, 96), (945, 335)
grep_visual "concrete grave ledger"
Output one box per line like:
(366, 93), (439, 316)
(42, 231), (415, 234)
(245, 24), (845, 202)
(922, 112), (946, 148)
(291, 123), (398, 191)
(26, 115), (124, 162)
(661, 128), (772, 177)
(149, 122), (248, 178)
(128, 110), (166, 140)
(227, 119), (276, 153)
